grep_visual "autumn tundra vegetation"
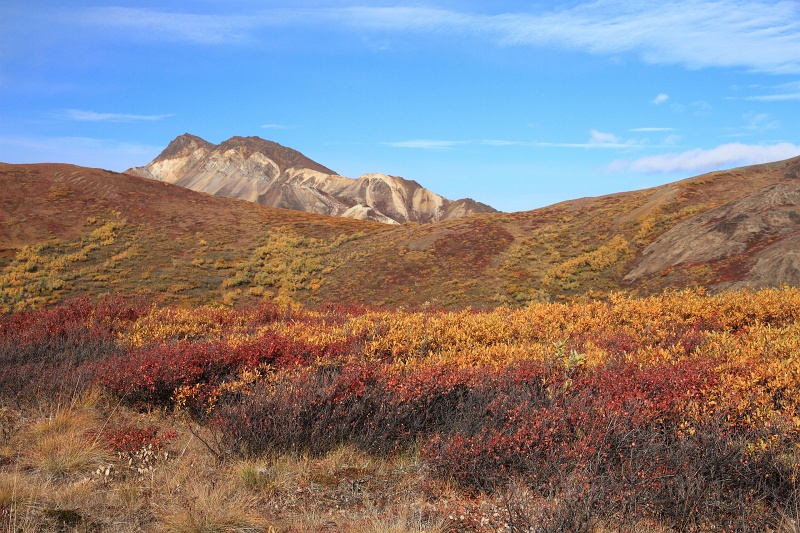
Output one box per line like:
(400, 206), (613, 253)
(2, 288), (800, 532)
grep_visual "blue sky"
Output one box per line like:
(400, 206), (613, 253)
(2, 1), (799, 212)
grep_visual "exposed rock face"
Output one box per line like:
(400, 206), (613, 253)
(624, 173), (800, 288)
(126, 134), (496, 224)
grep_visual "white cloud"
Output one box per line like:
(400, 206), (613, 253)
(589, 130), (621, 145)
(59, 109), (172, 122)
(76, 1), (800, 74)
(652, 93), (670, 105)
(383, 139), (468, 150)
(612, 142), (800, 174)
(260, 124), (288, 129)
(662, 134), (682, 146)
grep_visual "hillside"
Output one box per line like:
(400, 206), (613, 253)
(2, 155), (800, 311)
(126, 134), (496, 225)
(0, 163), (388, 311)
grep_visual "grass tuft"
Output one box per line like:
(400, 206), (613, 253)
(156, 476), (268, 533)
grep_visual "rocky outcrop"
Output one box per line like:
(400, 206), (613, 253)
(126, 134), (496, 224)
(624, 171), (800, 288)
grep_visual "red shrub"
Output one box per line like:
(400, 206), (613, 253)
(98, 330), (350, 409)
(0, 296), (144, 404)
(98, 341), (233, 407)
(105, 424), (175, 454)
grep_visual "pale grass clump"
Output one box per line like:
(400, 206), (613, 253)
(360, 497), (446, 533)
(0, 471), (42, 531)
(22, 407), (111, 478)
(0, 471), (38, 507)
(141, 430), (273, 532)
(235, 453), (311, 494)
(365, 513), (445, 533)
(779, 503), (800, 533)
(1, 398), (118, 531)
(312, 444), (381, 480)
(155, 474), (269, 533)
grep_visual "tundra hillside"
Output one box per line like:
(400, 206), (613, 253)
(3, 155), (800, 311)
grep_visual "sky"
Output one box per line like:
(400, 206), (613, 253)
(2, 1), (800, 212)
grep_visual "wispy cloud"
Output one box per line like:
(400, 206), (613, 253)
(738, 81), (800, 101)
(692, 100), (712, 116)
(383, 139), (468, 150)
(59, 109), (172, 122)
(610, 142), (800, 174)
(338, 2), (800, 74)
(76, 1), (800, 74)
(589, 130), (621, 146)
(745, 112), (780, 132)
(537, 130), (645, 149)
(630, 127), (675, 132)
(652, 93), (670, 105)
(77, 7), (259, 45)
(480, 139), (527, 146)
(725, 112), (781, 137)
(260, 123), (289, 130)
(748, 93), (800, 101)
(385, 132), (647, 150)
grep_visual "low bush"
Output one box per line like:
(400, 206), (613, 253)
(0, 296), (143, 405)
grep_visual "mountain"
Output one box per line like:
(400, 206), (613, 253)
(3, 155), (800, 311)
(125, 134), (496, 225)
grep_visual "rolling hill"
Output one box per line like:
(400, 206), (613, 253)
(2, 154), (800, 311)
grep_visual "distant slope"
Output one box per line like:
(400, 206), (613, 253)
(623, 157), (800, 292)
(126, 134), (496, 225)
(0, 163), (387, 311)
(3, 155), (800, 311)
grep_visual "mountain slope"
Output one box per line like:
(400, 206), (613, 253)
(3, 155), (800, 311)
(126, 134), (496, 225)
(624, 157), (800, 291)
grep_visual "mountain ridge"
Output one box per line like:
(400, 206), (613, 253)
(126, 134), (495, 225)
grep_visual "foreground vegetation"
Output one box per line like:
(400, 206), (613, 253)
(2, 288), (800, 531)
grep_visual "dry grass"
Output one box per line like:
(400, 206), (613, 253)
(234, 454), (311, 495)
(780, 506), (800, 533)
(3, 380), (795, 532)
(21, 405), (111, 479)
(364, 513), (445, 533)
(155, 476), (268, 532)
(1, 391), (447, 531)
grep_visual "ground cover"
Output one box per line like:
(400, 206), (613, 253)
(2, 289), (800, 531)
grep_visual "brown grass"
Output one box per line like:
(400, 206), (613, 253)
(0, 388), (462, 531)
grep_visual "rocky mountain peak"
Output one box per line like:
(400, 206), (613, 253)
(158, 133), (214, 160)
(216, 136), (336, 175)
(126, 134), (496, 225)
